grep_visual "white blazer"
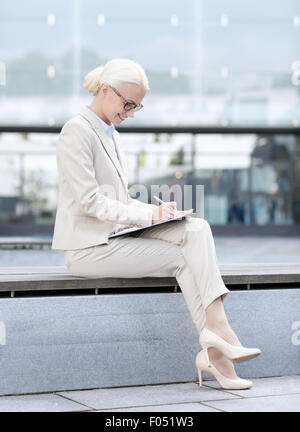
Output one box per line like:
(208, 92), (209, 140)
(51, 106), (156, 250)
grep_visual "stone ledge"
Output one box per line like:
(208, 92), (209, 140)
(0, 264), (299, 293)
(0, 288), (299, 395)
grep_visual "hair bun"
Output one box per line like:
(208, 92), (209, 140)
(83, 66), (104, 95)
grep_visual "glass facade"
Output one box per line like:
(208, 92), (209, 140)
(0, 132), (298, 228)
(0, 0), (300, 127)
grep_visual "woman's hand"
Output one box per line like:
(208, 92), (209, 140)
(152, 201), (178, 223)
(152, 203), (194, 224)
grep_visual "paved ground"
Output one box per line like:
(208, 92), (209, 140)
(0, 375), (299, 412)
(0, 236), (300, 266)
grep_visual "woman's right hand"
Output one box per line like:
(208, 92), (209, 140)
(152, 202), (177, 224)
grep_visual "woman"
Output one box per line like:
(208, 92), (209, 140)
(52, 58), (261, 389)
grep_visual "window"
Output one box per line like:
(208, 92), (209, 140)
(0, 0), (299, 127)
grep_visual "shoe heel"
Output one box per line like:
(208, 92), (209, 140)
(198, 369), (203, 387)
(203, 348), (211, 367)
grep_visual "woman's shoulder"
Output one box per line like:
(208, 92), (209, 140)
(60, 112), (93, 138)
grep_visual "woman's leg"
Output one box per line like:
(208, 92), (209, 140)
(137, 217), (231, 335)
(205, 295), (242, 346)
(205, 296), (242, 379)
(137, 217), (242, 379)
(64, 235), (185, 280)
(65, 217), (241, 379)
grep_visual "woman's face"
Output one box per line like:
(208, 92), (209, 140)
(99, 83), (146, 126)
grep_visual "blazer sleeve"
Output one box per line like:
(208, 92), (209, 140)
(127, 194), (157, 211)
(56, 122), (153, 227)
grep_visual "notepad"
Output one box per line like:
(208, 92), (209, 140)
(108, 209), (194, 239)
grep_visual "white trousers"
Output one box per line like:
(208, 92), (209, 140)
(64, 217), (230, 335)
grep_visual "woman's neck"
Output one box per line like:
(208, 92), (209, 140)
(89, 98), (110, 125)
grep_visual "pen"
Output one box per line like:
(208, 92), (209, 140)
(153, 195), (168, 206)
(154, 195), (194, 216)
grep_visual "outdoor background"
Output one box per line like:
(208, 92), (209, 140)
(0, 0), (300, 234)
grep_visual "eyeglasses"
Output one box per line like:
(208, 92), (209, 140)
(109, 85), (144, 112)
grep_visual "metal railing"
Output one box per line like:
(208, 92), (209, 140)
(1, 125), (300, 135)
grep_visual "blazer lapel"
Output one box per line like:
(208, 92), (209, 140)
(79, 106), (128, 192)
(112, 130), (129, 180)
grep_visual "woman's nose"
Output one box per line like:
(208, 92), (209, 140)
(127, 109), (135, 118)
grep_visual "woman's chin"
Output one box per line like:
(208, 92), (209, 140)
(111, 117), (120, 126)
(117, 114), (127, 123)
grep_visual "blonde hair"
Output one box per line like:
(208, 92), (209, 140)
(83, 58), (150, 96)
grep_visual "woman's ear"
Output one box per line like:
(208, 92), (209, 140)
(101, 84), (109, 96)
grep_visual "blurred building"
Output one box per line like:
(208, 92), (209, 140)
(0, 0), (299, 234)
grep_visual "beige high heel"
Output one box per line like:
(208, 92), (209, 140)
(196, 349), (253, 390)
(199, 327), (261, 363)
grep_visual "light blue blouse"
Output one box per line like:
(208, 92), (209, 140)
(95, 114), (120, 162)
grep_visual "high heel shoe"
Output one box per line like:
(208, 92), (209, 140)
(199, 327), (261, 363)
(195, 349), (253, 390)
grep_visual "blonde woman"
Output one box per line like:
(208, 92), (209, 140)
(52, 58), (261, 389)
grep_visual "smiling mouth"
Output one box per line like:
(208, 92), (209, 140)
(118, 114), (126, 120)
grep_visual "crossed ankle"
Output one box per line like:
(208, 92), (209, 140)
(204, 320), (229, 331)
(207, 347), (225, 359)
(203, 323), (242, 347)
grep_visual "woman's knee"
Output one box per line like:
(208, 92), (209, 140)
(64, 249), (86, 274)
(185, 217), (211, 233)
